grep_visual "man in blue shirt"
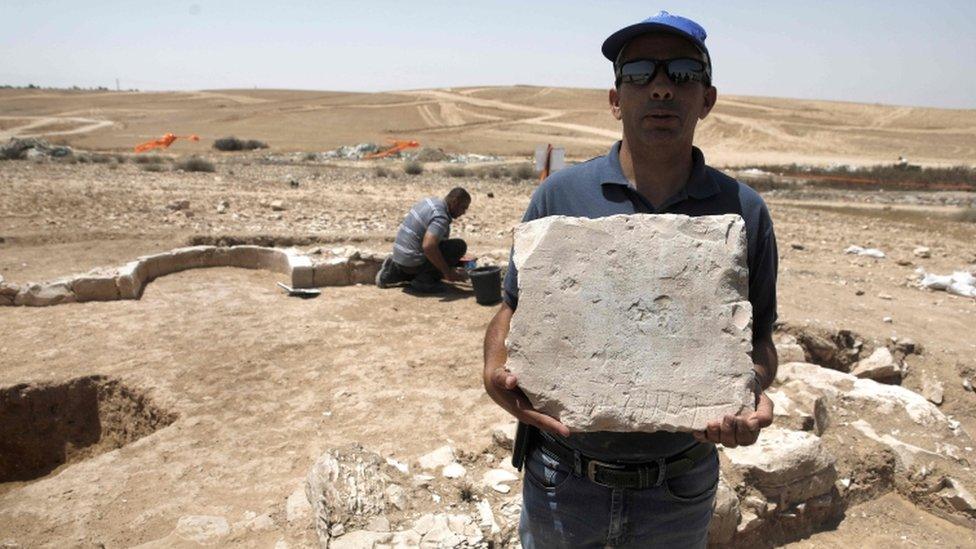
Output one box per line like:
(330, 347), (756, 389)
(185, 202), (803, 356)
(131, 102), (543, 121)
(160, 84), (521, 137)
(482, 11), (778, 548)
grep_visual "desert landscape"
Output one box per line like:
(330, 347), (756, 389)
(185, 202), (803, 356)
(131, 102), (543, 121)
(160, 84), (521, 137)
(1, 86), (976, 548)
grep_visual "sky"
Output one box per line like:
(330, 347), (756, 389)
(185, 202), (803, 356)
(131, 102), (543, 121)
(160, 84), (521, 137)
(2, 0), (975, 109)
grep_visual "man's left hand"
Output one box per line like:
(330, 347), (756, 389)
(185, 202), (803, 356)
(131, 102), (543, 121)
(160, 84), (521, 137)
(692, 391), (774, 448)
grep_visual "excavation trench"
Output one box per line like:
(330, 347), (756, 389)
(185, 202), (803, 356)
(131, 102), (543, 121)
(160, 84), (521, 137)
(0, 375), (176, 483)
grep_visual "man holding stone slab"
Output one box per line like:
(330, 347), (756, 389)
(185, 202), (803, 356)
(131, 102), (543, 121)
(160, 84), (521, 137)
(483, 11), (778, 548)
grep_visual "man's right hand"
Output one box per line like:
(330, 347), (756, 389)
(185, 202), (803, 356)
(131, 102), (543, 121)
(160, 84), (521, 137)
(444, 267), (467, 282)
(487, 366), (571, 437)
(483, 302), (570, 438)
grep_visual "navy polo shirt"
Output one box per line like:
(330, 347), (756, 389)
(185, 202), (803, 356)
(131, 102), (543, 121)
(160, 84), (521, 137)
(503, 141), (778, 461)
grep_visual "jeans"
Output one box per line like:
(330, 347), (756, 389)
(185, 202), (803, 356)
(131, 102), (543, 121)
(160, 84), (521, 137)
(393, 238), (467, 282)
(519, 444), (719, 548)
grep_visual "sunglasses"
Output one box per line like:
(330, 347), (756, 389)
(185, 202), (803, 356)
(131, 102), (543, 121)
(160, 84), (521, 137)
(616, 58), (709, 86)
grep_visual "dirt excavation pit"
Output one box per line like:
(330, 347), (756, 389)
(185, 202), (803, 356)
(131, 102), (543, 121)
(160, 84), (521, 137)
(0, 375), (176, 484)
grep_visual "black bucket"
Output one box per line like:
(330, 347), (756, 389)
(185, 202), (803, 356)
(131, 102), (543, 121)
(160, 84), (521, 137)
(468, 266), (502, 305)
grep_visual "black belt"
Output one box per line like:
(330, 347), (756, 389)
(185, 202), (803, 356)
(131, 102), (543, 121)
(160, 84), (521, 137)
(533, 434), (714, 490)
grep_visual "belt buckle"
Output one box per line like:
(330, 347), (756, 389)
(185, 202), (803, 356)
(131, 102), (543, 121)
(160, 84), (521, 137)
(586, 458), (626, 485)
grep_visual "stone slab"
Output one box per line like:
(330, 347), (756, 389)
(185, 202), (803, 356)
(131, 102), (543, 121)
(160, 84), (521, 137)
(506, 214), (754, 433)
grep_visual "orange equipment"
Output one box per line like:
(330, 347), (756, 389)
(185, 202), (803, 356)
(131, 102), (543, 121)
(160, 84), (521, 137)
(134, 133), (200, 153)
(364, 139), (420, 159)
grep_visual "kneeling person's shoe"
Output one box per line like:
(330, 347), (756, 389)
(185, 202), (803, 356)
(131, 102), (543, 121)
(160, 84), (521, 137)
(409, 277), (447, 294)
(375, 257), (399, 288)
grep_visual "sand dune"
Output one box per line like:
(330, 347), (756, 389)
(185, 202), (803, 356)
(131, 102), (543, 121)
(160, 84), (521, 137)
(1, 86), (974, 166)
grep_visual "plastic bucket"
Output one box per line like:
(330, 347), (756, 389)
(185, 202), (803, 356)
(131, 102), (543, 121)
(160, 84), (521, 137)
(468, 266), (502, 305)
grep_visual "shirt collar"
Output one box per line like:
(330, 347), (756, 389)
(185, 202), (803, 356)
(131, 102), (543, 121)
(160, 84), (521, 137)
(601, 141), (719, 201)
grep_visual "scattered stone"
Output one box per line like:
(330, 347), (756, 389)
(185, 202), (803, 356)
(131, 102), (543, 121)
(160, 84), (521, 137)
(270, 200), (286, 211)
(855, 289), (865, 296)
(851, 347), (902, 383)
(895, 259), (913, 267)
(790, 243), (805, 250)
(329, 530), (392, 549)
(385, 457), (409, 474)
(850, 420), (941, 471)
(286, 485), (311, 523)
(723, 427), (837, 506)
(964, 378), (973, 392)
(921, 377), (944, 405)
(939, 478), (976, 516)
(216, 199), (230, 214)
(708, 478), (740, 544)
(365, 515), (390, 532)
(913, 246), (931, 258)
(508, 214), (754, 432)
(384, 484), (406, 511)
(305, 445), (392, 548)
(244, 513), (275, 532)
(883, 316), (893, 323)
(418, 446), (455, 470)
(877, 293), (893, 300)
(483, 468), (519, 493)
(845, 245), (885, 258)
(491, 421), (517, 450)
(442, 462), (466, 479)
(476, 499), (500, 534)
(167, 199), (190, 211)
(174, 515), (230, 544)
(487, 192), (495, 198)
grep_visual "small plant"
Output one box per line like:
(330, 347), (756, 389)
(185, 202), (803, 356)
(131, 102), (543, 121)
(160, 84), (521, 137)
(89, 153), (113, 164)
(513, 163), (535, 181)
(133, 155), (165, 164)
(404, 161), (424, 175)
(375, 166), (392, 178)
(213, 136), (268, 152)
(444, 166), (468, 178)
(176, 156), (216, 172)
(140, 163), (167, 172)
(303, 152), (318, 162)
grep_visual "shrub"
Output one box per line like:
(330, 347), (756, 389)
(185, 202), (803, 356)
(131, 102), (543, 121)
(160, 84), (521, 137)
(404, 161), (424, 175)
(133, 155), (165, 164)
(140, 163), (167, 172)
(444, 166), (468, 178)
(513, 163), (535, 181)
(375, 166), (392, 178)
(176, 156), (215, 172)
(952, 207), (976, 223)
(89, 153), (113, 164)
(213, 136), (268, 152)
(303, 152), (318, 161)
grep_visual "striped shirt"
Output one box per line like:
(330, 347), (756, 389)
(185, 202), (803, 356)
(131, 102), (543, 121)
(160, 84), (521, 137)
(392, 197), (452, 267)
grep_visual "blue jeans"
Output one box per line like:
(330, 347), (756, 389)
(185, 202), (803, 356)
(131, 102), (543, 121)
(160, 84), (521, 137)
(519, 444), (719, 548)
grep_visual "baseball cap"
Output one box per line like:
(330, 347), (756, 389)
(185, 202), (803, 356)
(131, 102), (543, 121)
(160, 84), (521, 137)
(602, 11), (711, 74)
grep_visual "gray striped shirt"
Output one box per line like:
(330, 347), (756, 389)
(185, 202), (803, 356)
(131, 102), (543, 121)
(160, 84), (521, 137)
(392, 197), (452, 267)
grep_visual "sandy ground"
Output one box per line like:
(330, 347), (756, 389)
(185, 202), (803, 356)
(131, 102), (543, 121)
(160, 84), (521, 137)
(3, 86), (976, 166)
(0, 155), (974, 547)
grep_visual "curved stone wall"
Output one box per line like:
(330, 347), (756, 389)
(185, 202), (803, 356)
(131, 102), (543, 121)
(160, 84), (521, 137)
(0, 246), (386, 307)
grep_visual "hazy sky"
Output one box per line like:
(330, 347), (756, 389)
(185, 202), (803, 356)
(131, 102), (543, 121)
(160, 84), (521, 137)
(3, 0), (974, 109)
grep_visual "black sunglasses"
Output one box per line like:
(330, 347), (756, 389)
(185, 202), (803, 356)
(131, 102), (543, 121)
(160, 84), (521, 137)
(616, 58), (708, 86)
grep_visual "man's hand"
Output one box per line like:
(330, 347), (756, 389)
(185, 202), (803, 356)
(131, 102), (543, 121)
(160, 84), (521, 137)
(487, 365), (571, 438)
(483, 303), (570, 438)
(692, 390), (773, 448)
(444, 267), (468, 283)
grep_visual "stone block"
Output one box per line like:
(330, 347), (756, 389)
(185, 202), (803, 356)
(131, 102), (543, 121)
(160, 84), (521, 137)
(313, 257), (352, 287)
(287, 252), (315, 288)
(506, 214), (754, 432)
(723, 427), (836, 505)
(708, 476), (740, 544)
(347, 258), (382, 285)
(116, 261), (147, 299)
(71, 273), (120, 302)
(851, 347), (902, 383)
(14, 282), (76, 306)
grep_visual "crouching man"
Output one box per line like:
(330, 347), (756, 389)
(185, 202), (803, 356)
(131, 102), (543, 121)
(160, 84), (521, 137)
(376, 187), (471, 293)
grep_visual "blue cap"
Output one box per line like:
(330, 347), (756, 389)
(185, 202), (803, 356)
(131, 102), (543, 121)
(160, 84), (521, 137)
(601, 11), (710, 68)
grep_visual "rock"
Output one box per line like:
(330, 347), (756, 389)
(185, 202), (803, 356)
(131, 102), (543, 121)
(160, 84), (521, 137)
(365, 515), (390, 532)
(476, 499), (500, 534)
(491, 421), (517, 449)
(167, 199), (190, 211)
(244, 513), (275, 532)
(270, 200), (286, 211)
(883, 316), (893, 323)
(790, 243), (805, 250)
(385, 484), (406, 511)
(14, 282), (75, 306)
(851, 347), (902, 383)
(723, 427), (837, 505)
(442, 462), (466, 479)
(305, 445), (391, 548)
(483, 468), (519, 493)
(776, 342), (807, 364)
(940, 478), (976, 517)
(286, 485), (311, 523)
(71, 273), (119, 302)
(418, 445), (455, 470)
(913, 246), (931, 258)
(174, 515), (230, 544)
(329, 530), (392, 548)
(708, 477), (740, 544)
(963, 378), (973, 392)
(216, 199), (230, 213)
(921, 377), (944, 405)
(508, 214), (754, 432)
(391, 529), (422, 546)
(851, 420), (941, 471)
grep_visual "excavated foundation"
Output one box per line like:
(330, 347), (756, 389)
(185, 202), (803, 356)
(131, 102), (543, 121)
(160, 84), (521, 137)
(0, 375), (176, 483)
